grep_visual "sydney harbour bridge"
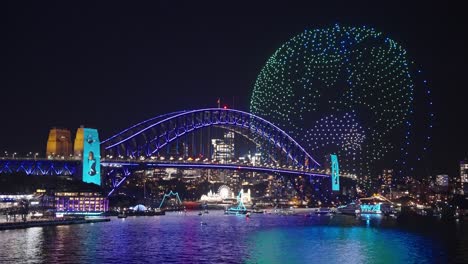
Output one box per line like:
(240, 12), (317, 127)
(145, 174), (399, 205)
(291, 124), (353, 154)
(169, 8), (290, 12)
(0, 108), (352, 196)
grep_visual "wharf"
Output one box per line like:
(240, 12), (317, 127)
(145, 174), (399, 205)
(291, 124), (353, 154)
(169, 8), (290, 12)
(0, 218), (110, 231)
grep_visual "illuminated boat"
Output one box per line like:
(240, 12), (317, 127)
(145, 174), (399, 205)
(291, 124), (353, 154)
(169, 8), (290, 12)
(315, 208), (332, 215)
(359, 195), (395, 214)
(224, 191), (249, 215)
(224, 207), (248, 215)
(337, 203), (361, 215)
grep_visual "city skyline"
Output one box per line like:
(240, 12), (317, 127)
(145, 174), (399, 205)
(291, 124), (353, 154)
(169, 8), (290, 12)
(2, 1), (467, 178)
(1, 3), (467, 263)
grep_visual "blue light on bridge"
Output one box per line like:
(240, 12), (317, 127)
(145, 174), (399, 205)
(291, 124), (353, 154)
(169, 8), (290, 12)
(331, 154), (339, 191)
(82, 128), (101, 186)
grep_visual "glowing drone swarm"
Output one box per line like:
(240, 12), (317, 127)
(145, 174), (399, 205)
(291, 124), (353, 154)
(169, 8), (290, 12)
(251, 25), (433, 188)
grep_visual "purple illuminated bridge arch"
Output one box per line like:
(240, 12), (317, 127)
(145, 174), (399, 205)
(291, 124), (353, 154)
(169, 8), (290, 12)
(101, 108), (321, 168)
(100, 108), (328, 196)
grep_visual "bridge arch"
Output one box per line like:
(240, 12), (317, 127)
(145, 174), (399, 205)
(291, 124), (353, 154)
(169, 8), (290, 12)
(101, 108), (320, 169)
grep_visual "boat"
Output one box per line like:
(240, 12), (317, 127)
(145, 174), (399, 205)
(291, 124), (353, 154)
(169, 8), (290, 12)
(198, 211), (203, 216)
(252, 209), (265, 214)
(359, 195), (396, 215)
(224, 207), (248, 215)
(153, 208), (165, 216)
(204, 209), (209, 214)
(224, 191), (249, 215)
(337, 203), (361, 215)
(126, 208), (165, 216)
(117, 212), (127, 218)
(315, 208), (331, 215)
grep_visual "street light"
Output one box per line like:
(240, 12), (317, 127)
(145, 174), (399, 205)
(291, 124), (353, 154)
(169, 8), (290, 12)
(12, 152), (17, 159)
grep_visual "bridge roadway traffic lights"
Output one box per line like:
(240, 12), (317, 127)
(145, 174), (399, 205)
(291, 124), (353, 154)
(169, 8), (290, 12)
(74, 127), (101, 186)
(331, 154), (340, 191)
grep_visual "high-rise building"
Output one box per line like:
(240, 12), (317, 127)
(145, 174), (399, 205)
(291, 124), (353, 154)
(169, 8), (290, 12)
(459, 160), (468, 195)
(211, 131), (235, 162)
(378, 169), (393, 197)
(46, 128), (72, 157)
(383, 169), (393, 187)
(435, 174), (449, 187)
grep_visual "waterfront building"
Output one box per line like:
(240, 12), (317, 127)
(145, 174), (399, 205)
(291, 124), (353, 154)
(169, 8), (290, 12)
(200, 185), (234, 203)
(200, 189), (224, 203)
(55, 192), (108, 214)
(46, 128), (72, 157)
(0, 194), (35, 210)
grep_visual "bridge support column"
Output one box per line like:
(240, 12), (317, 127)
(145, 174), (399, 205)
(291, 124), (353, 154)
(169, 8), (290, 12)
(331, 154), (340, 191)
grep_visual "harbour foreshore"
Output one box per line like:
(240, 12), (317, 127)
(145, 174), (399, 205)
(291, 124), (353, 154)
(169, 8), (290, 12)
(0, 218), (110, 231)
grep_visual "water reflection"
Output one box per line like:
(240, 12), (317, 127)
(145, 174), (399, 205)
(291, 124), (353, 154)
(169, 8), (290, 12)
(0, 212), (466, 263)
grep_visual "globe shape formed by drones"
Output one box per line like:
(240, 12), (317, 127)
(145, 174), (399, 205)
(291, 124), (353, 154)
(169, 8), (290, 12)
(251, 25), (431, 185)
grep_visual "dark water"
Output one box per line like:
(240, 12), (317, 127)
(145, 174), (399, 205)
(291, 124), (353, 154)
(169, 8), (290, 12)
(0, 212), (466, 263)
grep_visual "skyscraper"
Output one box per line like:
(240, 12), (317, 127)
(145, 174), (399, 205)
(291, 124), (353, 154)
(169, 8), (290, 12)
(459, 160), (468, 195)
(211, 131), (235, 163)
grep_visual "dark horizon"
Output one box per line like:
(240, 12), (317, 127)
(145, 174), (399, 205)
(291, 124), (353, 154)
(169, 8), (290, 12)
(2, 1), (467, 177)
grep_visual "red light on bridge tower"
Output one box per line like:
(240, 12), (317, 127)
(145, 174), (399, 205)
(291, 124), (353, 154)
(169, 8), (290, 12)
(223, 105), (228, 109)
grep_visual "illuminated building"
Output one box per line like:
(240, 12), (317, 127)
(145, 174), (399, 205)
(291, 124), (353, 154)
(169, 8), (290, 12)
(0, 194), (35, 209)
(55, 192), (108, 214)
(436, 174), (449, 187)
(200, 185), (234, 203)
(46, 128), (72, 157)
(459, 160), (468, 195)
(383, 170), (393, 187)
(377, 169), (393, 197)
(211, 132), (235, 163)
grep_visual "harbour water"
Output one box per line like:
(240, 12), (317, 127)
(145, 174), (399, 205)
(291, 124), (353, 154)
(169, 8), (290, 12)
(0, 211), (466, 263)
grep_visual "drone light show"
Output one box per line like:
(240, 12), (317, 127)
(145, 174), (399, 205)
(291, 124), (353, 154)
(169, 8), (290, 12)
(251, 24), (433, 188)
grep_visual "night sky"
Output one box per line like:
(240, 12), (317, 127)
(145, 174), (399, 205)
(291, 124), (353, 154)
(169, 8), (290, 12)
(2, 1), (467, 177)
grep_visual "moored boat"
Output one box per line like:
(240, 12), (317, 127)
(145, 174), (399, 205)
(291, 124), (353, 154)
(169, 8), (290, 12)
(337, 203), (361, 215)
(315, 208), (331, 215)
(359, 195), (396, 215)
(224, 207), (249, 215)
(252, 209), (265, 214)
(117, 212), (127, 218)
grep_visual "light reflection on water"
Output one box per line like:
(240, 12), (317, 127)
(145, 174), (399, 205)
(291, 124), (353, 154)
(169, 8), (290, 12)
(0, 212), (465, 263)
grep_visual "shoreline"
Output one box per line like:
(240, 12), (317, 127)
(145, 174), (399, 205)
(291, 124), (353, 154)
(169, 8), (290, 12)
(0, 218), (110, 231)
